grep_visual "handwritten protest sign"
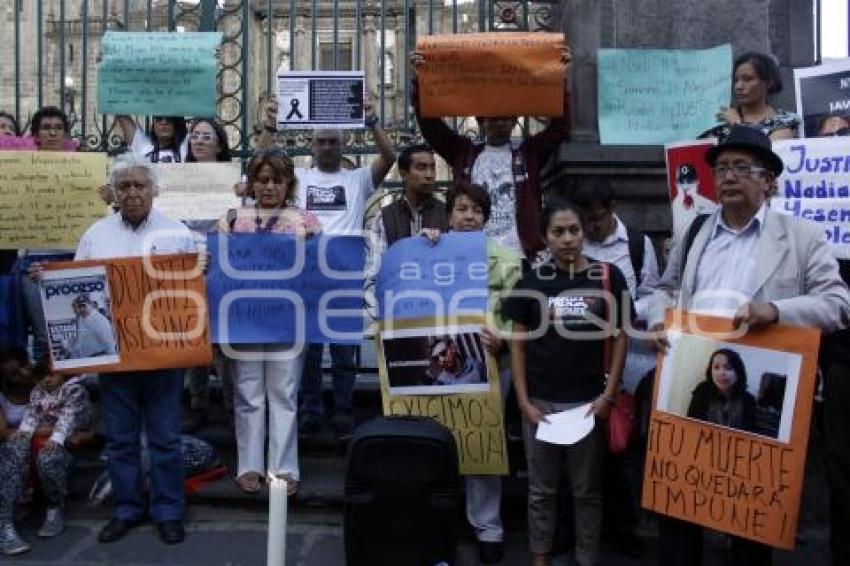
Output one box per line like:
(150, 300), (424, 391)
(643, 312), (819, 549)
(0, 137), (36, 150)
(206, 233), (366, 344)
(0, 151), (106, 248)
(771, 137), (850, 259)
(42, 254), (212, 374)
(415, 32), (565, 118)
(375, 231), (488, 323)
(598, 44), (732, 145)
(376, 315), (508, 475)
(97, 31), (221, 116)
(276, 71), (365, 129)
(665, 140), (718, 238)
(794, 59), (850, 137)
(153, 162), (241, 224)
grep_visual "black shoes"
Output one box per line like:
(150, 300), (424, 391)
(156, 520), (185, 545)
(97, 518), (144, 543)
(478, 541), (505, 564)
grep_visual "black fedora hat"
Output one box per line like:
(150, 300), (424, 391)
(705, 125), (784, 176)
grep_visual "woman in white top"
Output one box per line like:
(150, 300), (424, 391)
(116, 115), (188, 163)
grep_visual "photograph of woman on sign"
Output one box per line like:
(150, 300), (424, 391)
(687, 348), (757, 433)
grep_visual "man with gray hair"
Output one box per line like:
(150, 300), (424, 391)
(73, 155), (196, 545)
(259, 95), (395, 437)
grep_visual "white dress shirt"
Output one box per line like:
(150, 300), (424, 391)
(75, 208), (196, 260)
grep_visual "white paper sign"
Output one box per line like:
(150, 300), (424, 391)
(535, 403), (595, 445)
(152, 162), (242, 224)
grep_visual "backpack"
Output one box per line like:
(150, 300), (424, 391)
(681, 213), (712, 275)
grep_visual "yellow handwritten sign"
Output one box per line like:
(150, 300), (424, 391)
(0, 151), (107, 248)
(376, 315), (508, 475)
(416, 32), (565, 118)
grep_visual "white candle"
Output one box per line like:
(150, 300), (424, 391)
(267, 475), (288, 566)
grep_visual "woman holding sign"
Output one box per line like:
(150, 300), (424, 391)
(218, 148), (321, 495)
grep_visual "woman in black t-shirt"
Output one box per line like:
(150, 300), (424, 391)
(504, 199), (631, 566)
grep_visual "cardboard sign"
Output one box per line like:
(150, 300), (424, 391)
(375, 232), (489, 322)
(153, 162), (242, 223)
(598, 44), (732, 144)
(276, 71), (365, 129)
(97, 31), (222, 116)
(376, 315), (508, 475)
(41, 254), (212, 374)
(0, 151), (106, 248)
(665, 140), (719, 238)
(415, 32), (565, 118)
(642, 312), (820, 549)
(794, 59), (850, 137)
(0, 136), (37, 150)
(772, 137), (850, 258)
(206, 233), (366, 345)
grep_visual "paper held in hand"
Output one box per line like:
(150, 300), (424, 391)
(535, 403), (595, 445)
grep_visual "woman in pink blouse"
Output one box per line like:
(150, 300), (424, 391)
(219, 149), (320, 495)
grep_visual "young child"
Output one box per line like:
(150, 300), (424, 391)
(503, 199), (632, 566)
(0, 363), (91, 555)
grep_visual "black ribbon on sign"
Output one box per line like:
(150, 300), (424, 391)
(286, 99), (303, 120)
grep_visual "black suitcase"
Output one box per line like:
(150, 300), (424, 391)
(344, 416), (459, 566)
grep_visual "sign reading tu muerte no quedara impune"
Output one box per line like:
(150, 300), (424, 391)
(97, 32), (221, 117)
(772, 137), (850, 259)
(598, 44), (732, 145)
(206, 233), (366, 344)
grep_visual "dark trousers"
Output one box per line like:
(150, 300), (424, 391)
(603, 442), (641, 537)
(300, 343), (357, 419)
(825, 361), (850, 565)
(657, 516), (772, 566)
(100, 370), (185, 522)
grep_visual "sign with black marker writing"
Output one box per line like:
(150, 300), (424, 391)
(794, 59), (850, 137)
(643, 312), (820, 549)
(275, 70), (365, 129)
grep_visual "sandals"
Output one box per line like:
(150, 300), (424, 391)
(235, 472), (262, 494)
(272, 473), (299, 496)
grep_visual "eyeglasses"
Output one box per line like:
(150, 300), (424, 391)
(190, 133), (215, 142)
(824, 127), (850, 137)
(711, 164), (767, 179)
(39, 125), (65, 133)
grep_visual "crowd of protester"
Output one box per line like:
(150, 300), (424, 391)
(1, 45), (850, 566)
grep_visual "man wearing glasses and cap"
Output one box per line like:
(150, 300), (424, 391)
(649, 125), (850, 565)
(670, 162), (717, 239)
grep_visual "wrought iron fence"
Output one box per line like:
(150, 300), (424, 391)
(2, 0), (557, 158)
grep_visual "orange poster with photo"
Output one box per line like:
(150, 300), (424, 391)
(642, 312), (820, 549)
(40, 254), (212, 374)
(416, 32), (565, 118)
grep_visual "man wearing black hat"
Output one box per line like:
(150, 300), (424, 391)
(670, 162), (716, 238)
(648, 126), (850, 565)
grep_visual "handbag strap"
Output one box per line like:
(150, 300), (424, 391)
(601, 262), (612, 377)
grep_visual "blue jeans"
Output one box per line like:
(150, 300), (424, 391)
(99, 370), (185, 522)
(299, 343), (357, 420)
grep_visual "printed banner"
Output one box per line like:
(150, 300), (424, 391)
(153, 162), (242, 225)
(0, 151), (106, 248)
(276, 71), (365, 129)
(206, 233), (366, 344)
(665, 140), (719, 238)
(376, 316), (508, 475)
(771, 137), (850, 258)
(642, 312), (820, 549)
(41, 254), (212, 374)
(0, 137), (37, 150)
(415, 32), (565, 118)
(598, 44), (732, 145)
(794, 59), (850, 137)
(97, 31), (222, 116)
(375, 231), (488, 322)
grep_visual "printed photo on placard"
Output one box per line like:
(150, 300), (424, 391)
(666, 140), (719, 238)
(39, 266), (120, 370)
(655, 331), (801, 442)
(794, 59), (850, 138)
(380, 324), (489, 395)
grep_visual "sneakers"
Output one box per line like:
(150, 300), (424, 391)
(1, 522), (30, 556)
(37, 508), (65, 538)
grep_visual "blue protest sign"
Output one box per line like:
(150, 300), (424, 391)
(207, 234), (366, 344)
(375, 231), (488, 321)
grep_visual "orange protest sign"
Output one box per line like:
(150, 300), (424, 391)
(642, 312), (820, 549)
(40, 254), (212, 374)
(416, 32), (565, 118)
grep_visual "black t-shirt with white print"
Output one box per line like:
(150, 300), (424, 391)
(503, 260), (634, 404)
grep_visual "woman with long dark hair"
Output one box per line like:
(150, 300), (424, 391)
(116, 115), (188, 163)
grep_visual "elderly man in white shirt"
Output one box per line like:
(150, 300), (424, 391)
(75, 156), (196, 546)
(649, 126), (850, 565)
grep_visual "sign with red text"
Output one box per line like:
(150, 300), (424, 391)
(41, 254), (212, 374)
(642, 312), (819, 549)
